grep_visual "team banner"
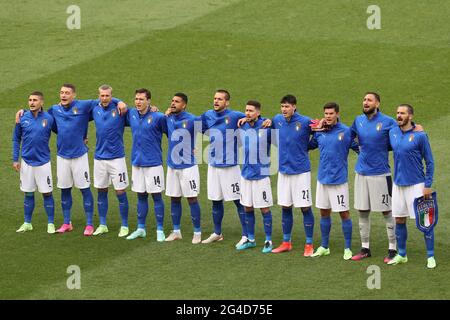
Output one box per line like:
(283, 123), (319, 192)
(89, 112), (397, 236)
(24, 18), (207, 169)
(414, 191), (438, 234)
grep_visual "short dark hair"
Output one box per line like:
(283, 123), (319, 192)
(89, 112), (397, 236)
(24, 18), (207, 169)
(365, 91), (381, 102)
(62, 83), (76, 93)
(216, 89), (230, 101)
(280, 94), (297, 105)
(174, 92), (188, 104)
(323, 102), (340, 112)
(246, 100), (261, 110)
(30, 91), (44, 98)
(135, 88), (151, 100)
(399, 103), (414, 115)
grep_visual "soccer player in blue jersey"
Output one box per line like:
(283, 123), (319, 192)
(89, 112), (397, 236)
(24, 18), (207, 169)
(388, 104), (436, 269)
(125, 88), (167, 242)
(13, 92), (56, 234)
(50, 84), (127, 235)
(90, 85), (129, 238)
(271, 95), (316, 257)
(164, 93), (203, 244)
(309, 102), (359, 260)
(16, 84), (127, 235)
(350, 92), (398, 262)
(235, 100), (273, 253)
(200, 90), (249, 247)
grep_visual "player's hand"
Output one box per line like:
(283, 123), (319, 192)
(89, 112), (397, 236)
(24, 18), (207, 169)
(13, 162), (20, 172)
(262, 119), (272, 128)
(117, 101), (128, 116)
(15, 109), (24, 124)
(237, 117), (247, 128)
(164, 107), (172, 116)
(414, 124), (424, 132)
(310, 118), (328, 131)
(423, 187), (432, 199)
(150, 105), (159, 112)
(84, 138), (88, 145)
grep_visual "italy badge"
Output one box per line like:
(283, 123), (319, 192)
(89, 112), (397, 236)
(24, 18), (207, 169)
(414, 192), (438, 234)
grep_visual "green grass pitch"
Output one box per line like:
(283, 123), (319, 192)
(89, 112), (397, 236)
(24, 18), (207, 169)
(1, 0), (449, 299)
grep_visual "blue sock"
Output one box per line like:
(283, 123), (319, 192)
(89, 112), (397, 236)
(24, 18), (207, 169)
(116, 192), (129, 227)
(137, 193), (149, 229)
(189, 201), (201, 233)
(97, 191), (108, 225)
(320, 216), (331, 248)
(262, 211), (272, 242)
(152, 193), (164, 231)
(43, 194), (54, 224)
(245, 210), (255, 241)
(396, 223), (407, 257)
(234, 200), (248, 237)
(24, 193), (35, 223)
(302, 207), (315, 244)
(342, 218), (352, 249)
(81, 188), (94, 226)
(282, 207), (293, 242)
(212, 200), (224, 235)
(171, 200), (182, 231)
(61, 188), (72, 224)
(424, 230), (435, 258)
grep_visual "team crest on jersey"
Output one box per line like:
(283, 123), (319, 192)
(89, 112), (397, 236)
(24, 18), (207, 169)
(414, 192), (438, 234)
(42, 119), (48, 127)
(182, 120), (188, 128)
(409, 134), (414, 142)
(295, 122), (301, 131)
(338, 133), (344, 141)
(72, 107), (78, 115)
(147, 116), (153, 124)
(376, 122), (382, 131)
(225, 117), (230, 125)
(111, 110), (117, 117)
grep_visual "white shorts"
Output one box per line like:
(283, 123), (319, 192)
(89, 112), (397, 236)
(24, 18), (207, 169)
(207, 165), (241, 201)
(94, 158), (129, 190)
(316, 181), (349, 212)
(57, 154), (90, 189)
(354, 173), (392, 212)
(131, 165), (165, 194)
(240, 177), (273, 208)
(277, 172), (312, 207)
(392, 182), (424, 219)
(166, 165), (200, 198)
(20, 160), (53, 193)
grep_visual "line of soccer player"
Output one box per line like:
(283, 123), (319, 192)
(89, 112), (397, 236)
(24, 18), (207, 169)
(12, 85), (436, 268)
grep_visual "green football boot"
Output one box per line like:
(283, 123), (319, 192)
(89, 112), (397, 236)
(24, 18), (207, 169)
(311, 246), (330, 257)
(93, 224), (109, 236)
(16, 222), (33, 233)
(387, 254), (408, 265)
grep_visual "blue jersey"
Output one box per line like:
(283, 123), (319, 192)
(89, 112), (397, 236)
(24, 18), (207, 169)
(48, 98), (121, 159)
(201, 108), (245, 167)
(167, 111), (200, 169)
(351, 112), (397, 175)
(309, 122), (359, 185)
(92, 102), (126, 160)
(389, 125), (434, 188)
(12, 110), (54, 166)
(126, 108), (167, 167)
(238, 118), (271, 180)
(272, 112), (312, 175)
